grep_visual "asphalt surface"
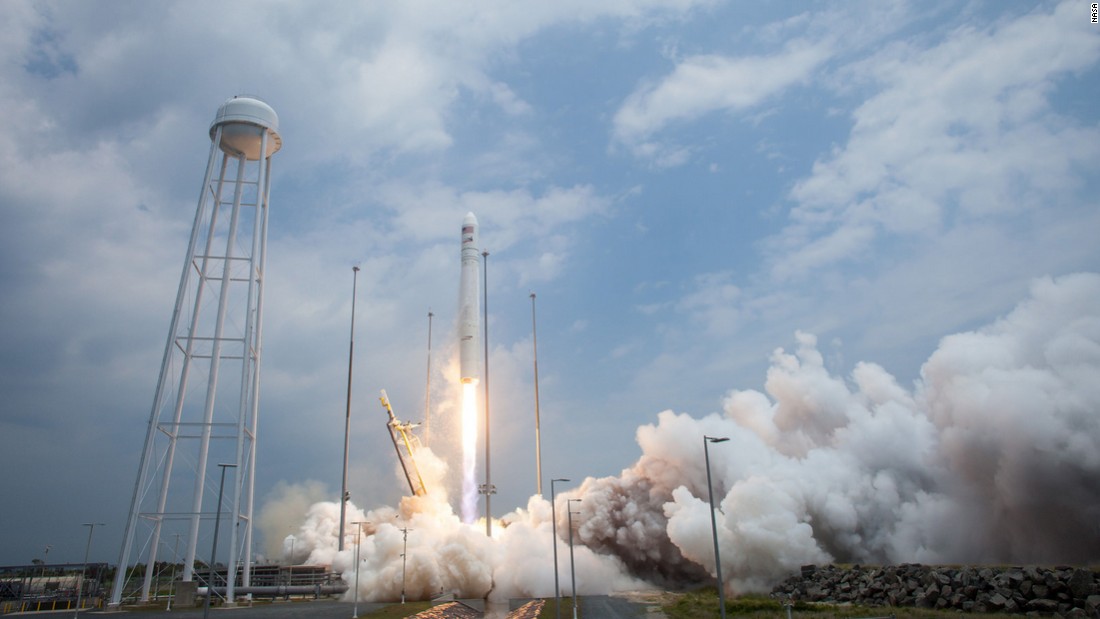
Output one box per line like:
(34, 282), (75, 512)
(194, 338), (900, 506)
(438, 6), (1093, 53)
(45, 594), (657, 618)
(68, 600), (389, 618)
(580, 595), (651, 619)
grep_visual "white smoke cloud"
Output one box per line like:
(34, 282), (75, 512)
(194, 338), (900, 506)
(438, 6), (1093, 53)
(270, 272), (1100, 599)
(257, 479), (331, 561)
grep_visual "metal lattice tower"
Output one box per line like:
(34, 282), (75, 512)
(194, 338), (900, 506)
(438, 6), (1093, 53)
(111, 95), (281, 606)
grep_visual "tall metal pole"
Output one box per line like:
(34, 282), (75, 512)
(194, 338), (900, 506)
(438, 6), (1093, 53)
(351, 522), (365, 618)
(481, 250), (494, 537)
(204, 463), (236, 619)
(400, 528), (412, 604)
(531, 293), (543, 497)
(704, 436), (729, 619)
(74, 523), (104, 618)
(424, 310), (433, 445)
(550, 478), (570, 619)
(567, 499), (581, 619)
(167, 533), (180, 611)
(32, 545), (51, 602)
(339, 266), (360, 552)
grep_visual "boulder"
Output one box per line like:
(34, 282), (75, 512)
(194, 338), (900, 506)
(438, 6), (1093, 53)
(1068, 569), (1095, 599)
(1024, 598), (1059, 613)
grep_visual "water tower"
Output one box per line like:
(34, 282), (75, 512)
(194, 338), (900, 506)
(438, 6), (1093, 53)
(111, 95), (282, 606)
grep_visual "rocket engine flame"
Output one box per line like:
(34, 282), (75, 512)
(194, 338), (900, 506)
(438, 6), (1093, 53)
(461, 381), (479, 523)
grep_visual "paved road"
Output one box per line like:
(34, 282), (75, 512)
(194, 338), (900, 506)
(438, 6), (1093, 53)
(74, 600), (391, 618)
(579, 595), (651, 619)
(57, 595), (659, 618)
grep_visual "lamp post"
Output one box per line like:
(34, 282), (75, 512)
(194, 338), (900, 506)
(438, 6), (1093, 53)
(567, 499), (581, 619)
(204, 463), (236, 619)
(550, 478), (570, 619)
(530, 292), (543, 497)
(32, 544), (51, 602)
(340, 265), (360, 552)
(481, 250), (494, 537)
(424, 310), (433, 445)
(350, 521), (367, 618)
(74, 523), (104, 618)
(167, 533), (180, 611)
(704, 436), (729, 619)
(399, 528), (412, 604)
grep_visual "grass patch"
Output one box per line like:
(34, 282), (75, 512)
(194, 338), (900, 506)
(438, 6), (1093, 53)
(661, 589), (1024, 618)
(539, 596), (575, 619)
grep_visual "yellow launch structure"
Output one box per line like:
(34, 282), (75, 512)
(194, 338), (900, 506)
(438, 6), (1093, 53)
(380, 389), (428, 497)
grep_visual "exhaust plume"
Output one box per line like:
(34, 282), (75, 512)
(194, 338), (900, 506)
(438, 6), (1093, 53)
(265, 272), (1100, 599)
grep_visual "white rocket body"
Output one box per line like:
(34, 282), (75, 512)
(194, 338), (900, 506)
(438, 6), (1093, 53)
(459, 212), (480, 385)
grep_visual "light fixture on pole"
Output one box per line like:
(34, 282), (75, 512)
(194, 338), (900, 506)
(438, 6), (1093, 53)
(424, 310), (433, 445)
(167, 533), (180, 611)
(74, 522), (105, 618)
(399, 528), (413, 604)
(704, 436), (729, 619)
(339, 265), (360, 553)
(204, 463), (237, 619)
(567, 499), (582, 619)
(530, 292), (543, 497)
(350, 521), (367, 618)
(480, 249), (495, 537)
(550, 478), (570, 619)
(31, 545), (51, 603)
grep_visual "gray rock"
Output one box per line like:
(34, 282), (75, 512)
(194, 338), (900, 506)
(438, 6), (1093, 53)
(1068, 569), (1095, 599)
(1026, 598), (1059, 613)
(1086, 594), (1100, 615)
(769, 563), (1097, 615)
(916, 584), (940, 608)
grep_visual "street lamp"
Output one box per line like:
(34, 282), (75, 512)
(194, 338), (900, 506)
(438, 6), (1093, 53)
(340, 265), (360, 552)
(424, 310), (434, 445)
(481, 249), (494, 537)
(399, 528), (413, 604)
(204, 463), (237, 619)
(350, 521), (367, 618)
(530, 292), (543, 497)
(74, 523), (105, 618)
(550, 478), (570, 619)
(31, 544), (51, 603)
(166, 533), (180, 611)
(704, 436), (730, 619)
(567, 498), (582, 619)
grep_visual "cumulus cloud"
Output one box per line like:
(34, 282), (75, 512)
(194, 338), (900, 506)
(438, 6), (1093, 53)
(772, 0), (1100, 280)
(613, 40), (831, 163)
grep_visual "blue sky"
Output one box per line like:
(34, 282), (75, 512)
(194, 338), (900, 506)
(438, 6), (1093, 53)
(1, 0), (1097, 569)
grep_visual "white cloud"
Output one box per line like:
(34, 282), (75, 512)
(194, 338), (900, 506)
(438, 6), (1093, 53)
(772, 0), (1100, 279)
(613, 40), (831, 161)
(673, 272), (742, 337)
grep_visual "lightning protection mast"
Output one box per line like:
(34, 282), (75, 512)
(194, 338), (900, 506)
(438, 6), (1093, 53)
(111, 95), (282, 607)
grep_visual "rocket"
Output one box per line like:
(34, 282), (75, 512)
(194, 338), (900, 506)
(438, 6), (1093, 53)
(459, 212), (480, 384)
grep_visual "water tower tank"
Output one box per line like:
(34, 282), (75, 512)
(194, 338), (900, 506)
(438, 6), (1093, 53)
(210, 95), (282, 160)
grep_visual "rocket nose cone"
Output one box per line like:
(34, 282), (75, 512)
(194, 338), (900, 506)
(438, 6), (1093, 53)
(463, 212), (478, 226)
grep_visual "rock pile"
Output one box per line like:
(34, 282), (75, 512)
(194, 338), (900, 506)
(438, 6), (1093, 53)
(771, 564), (1100, 616)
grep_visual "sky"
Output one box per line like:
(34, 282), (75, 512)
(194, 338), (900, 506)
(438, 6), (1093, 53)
(1, 0), (1098, 570)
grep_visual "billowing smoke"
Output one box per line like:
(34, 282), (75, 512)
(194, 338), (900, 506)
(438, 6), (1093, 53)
(265, 444), (645, 601)
(265, 272), (1100, 599)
